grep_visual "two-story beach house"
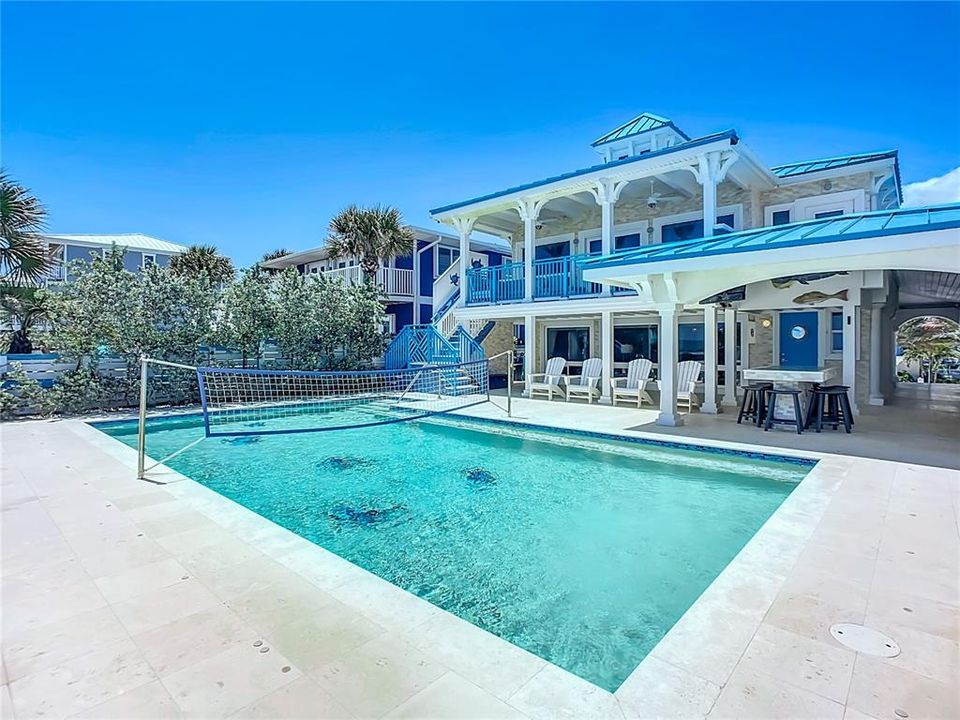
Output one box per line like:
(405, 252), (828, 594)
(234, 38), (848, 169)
(260, 226), (511, 338)
(41, 233), (188, 282)
(429, 113), (959, 425)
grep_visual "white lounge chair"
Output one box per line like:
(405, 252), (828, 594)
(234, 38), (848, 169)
(677, 360), (703, 411)
(565, 358), (603, 403)
(611, 358), (653, 408)
(529, 357), (567, 400)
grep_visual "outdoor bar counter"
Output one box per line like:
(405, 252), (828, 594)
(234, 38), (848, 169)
(741, 365), (838, 421)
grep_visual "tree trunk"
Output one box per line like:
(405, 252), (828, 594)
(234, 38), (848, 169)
(360, 257), (380, 283)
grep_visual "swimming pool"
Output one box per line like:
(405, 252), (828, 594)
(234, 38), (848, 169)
(96, 413), (811, 691)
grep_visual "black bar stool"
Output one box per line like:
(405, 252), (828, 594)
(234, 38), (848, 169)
(737, 383), (773, 426)
(763, 388), (804, 434)
(807, 385), (853, 433)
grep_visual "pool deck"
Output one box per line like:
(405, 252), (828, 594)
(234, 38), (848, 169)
(1, 403), (957, 719)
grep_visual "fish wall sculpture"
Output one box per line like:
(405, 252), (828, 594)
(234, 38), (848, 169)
(792, 289), (849, 305)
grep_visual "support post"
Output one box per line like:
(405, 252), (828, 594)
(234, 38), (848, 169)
(523, 314), (535, 396)
(452, 217), (475, 307)
(600, 311), (613, 403)
(869, 302), (885, 406)
(593, 179), (626, 296)
(699, 153), (719, 238)
(657, 307), (684, 426)
(722, 307), (738, 406)
(702, 305), (719, 414)
(842, 304), (859, 415)
(137, 355), (148, 480)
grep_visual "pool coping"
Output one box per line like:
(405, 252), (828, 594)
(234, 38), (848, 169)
(68, 410), (846, 717)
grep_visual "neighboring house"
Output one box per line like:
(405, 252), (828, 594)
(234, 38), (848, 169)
(259, 226), (511, 337)
(41, 233), (188, 282)
(428, 112), (959, 423)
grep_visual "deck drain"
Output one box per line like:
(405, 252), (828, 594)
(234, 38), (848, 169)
(830, 623), (901, 657)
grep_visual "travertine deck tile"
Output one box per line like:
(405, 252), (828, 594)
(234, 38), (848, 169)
(384, 672), (529, 719)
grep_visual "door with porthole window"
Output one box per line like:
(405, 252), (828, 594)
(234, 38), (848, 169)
(779, 312), (819, 367)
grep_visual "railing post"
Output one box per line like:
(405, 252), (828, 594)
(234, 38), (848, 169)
(137, 355), (148, 480)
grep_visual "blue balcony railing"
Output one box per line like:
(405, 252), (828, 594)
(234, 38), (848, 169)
(466, 261), (525, 305)
(533, 253), (602, 300)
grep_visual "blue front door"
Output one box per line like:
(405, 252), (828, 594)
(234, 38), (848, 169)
(779, 312), (819, 367)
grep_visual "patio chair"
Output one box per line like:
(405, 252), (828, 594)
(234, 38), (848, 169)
(677, 360), (703, 411)
(611, 358), (654, 408)
(565, 358), (603, 404)
(528, 357), (567, 400)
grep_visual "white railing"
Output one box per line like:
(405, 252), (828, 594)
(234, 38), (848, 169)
(437, 312), (486, 339)
(322, 266), (413, 296)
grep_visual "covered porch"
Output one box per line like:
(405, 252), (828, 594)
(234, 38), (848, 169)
(576, 204), (960, 427)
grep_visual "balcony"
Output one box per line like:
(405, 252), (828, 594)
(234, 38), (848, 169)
(322, 265), (414, 297)
(465, 254), (606, 306)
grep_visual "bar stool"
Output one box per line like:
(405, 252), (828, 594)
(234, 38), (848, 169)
(763, 388), (804, 434)
(807, 385), (853, 433)
(737, 382), (773, 426)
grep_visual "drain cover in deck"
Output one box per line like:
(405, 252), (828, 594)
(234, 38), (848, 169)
(830, 623), (901, 657)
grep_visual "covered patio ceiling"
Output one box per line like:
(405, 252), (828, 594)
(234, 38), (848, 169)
(581, 204), (960, 306)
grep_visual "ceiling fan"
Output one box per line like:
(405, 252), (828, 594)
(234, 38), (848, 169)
(645, 180), (683, 211)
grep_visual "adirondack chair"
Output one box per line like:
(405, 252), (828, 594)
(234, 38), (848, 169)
(610, 358), (654, 408)
(528, 357), (567, 400)
(677, 360), (703, 411)
(565, 358), (603, 404)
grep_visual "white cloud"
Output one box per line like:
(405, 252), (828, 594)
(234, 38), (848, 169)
(902, 166), (960, 207)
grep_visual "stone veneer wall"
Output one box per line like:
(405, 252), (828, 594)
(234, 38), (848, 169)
(749, 314), (775, 368)
(534, 180), (754, 240)
(530, 171), (876, 244)
(480, 320), (517, 376)
(759, 172), (874, 209)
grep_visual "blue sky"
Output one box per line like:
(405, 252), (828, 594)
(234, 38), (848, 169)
(4, 1), (959, 265)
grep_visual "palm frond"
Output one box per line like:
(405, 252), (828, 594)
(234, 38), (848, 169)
(0, 170), (52, 286)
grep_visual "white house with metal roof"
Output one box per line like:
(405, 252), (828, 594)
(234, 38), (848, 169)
(429, 112), (959, 426)
(42, 233), (188, 282)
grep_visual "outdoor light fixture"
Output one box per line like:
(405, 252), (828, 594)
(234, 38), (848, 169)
(760, 317), (773, 328)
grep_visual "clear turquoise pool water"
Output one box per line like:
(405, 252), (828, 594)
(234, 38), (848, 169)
(97, 414), (809, 691)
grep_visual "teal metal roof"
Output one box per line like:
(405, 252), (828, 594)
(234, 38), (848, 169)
(591, 113), (691, 147)
(771, 150), (897, 178)
(431, 130), (737, 215)
(582, 203), (960, 271)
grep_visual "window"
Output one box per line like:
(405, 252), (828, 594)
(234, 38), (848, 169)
(815, 209), (845, 219)
(588, 238), (602, 255)
(772, 209), (791, 226)
(535, 241), (570, 260)
(678, 323), (705, 362)
(436, 246), (460, 275)
(830, 312), (843, 352)
(717, 321), (742, 363)
(661, 214), (735, 244)
(614, 326), (658, 363)
(546, 327), (590, 362)
(615, 233), (642, 250)
(141, 254), (156, 269)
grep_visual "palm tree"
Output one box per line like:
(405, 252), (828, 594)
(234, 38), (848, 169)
(169, 244), (235, 284)
(1, 288), (52, 354)
(325, 205), (415, 280)
(260, 248), (292, 263)
(0, 170), (53, 285)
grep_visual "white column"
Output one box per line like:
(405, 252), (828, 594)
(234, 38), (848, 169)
(869, 302), (885, 406)
(702, 305), (719, 414)
(517, 201), (540, 302)
(722, 307), (738, 406)
(699, 153), (719, 238)
(453, 217), (475, 307)
(412, 239), (421, 320)
(601, 311), (613, 403)
(657, 306), (683, 427)
(600, 200), (614, 255)
(842, 304), (859, 415)
(523, 314), (535, 396)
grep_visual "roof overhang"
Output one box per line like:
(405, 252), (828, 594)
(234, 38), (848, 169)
(431, 131), (782, 222)
(581, 204), (960, 306)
